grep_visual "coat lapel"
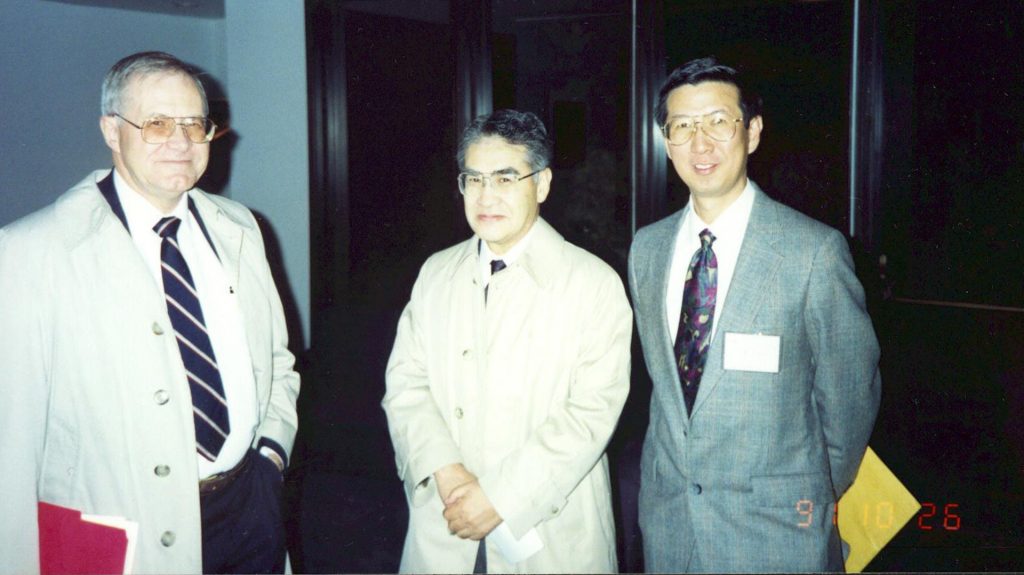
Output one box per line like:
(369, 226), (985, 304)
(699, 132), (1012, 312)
(691, 186), (785, 416)
(640, 210), (692, 429)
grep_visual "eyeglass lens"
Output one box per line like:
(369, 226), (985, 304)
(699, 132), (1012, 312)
(458, 173), (519, 194)
(142, 117), (215, 144)
(665, 114), (738, 145)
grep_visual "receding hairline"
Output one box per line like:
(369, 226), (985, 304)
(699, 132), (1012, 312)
(116, 70), (207, 113)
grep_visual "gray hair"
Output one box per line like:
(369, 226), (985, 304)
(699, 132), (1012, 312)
(456, 109), (552, 173)
(100, 51), (208, 116)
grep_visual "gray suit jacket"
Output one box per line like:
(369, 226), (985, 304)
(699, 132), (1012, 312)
(628, 183), (880, 572)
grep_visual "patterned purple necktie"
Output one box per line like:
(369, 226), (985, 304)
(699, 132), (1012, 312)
(154, 216), (230, 461)
(674, 228), (718, 415)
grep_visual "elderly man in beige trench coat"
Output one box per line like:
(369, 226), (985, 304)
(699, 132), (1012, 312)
(383, 109), (632, 573)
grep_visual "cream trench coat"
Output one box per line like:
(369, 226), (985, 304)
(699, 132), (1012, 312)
(383, 218), (632, 573)
(0, 171), (300, 574)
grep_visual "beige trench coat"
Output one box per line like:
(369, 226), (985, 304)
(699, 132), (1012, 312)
(383, 218), (632, 573)
(0, 171), (300, 574)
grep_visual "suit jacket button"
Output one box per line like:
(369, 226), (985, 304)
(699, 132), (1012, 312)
(455, 407), (464, 419)
(693, 484), (703, 495)
(160, 531), (176, 547)
(550, 506), (559, 515)
(462, 349), (472, 358)
(154, 390), (170, 405)
(154, 465), (170, 477)
(152, 322), (165, 335)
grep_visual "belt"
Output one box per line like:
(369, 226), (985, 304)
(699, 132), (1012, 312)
(199, 453), (250, 495)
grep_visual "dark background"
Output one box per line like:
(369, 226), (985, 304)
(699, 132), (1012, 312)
(290, 0), (1024, 572)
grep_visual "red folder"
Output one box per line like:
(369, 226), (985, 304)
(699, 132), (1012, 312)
(38, 502), (128, 575)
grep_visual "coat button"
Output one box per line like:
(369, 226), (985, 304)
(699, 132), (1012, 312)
(160, 531), (176, 547)
(454, 407), (464, 419)
(462, 349), (472, 358)
(693, 483), (703, 495)
(153, 390), (170, 405)
(154, 465), (170, 477)
(152, 322), (165, 335)
(550, 506), (559, 515)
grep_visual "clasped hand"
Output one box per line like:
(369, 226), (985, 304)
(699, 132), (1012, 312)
(434, 463), (502, 540)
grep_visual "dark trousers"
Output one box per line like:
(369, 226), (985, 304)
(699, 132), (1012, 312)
(200, 449), (286, 574)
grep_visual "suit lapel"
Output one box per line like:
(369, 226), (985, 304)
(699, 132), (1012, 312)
(189, 194), (272, 383)
(640, 210), (693, 429)
(691, 186), (785, 415)
(190, 193), (243, 292)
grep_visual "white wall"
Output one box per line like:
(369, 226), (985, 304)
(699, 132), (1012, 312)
(0, 0), (311, 348)
(0, 0), (224, 224)
(223, 0), (310, 348)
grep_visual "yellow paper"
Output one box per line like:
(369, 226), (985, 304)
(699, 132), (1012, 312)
(838, 447), (921, 572)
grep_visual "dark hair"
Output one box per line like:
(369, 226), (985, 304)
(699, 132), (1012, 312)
(101, 51), (208, 116)
(456, 109), (552, 173)
(656, 56), (762, 128)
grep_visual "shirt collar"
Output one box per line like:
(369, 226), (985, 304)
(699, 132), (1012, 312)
(455, 217), (564, 290)
(114, 169), (189, 237)
(479, 217), (537, 267)
(683, 178), (756, 240)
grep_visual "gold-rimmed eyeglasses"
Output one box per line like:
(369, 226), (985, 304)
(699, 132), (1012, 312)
(662, 112), (742, 146)
(457, 168), (543, 196)
(113, 113), (217, 144)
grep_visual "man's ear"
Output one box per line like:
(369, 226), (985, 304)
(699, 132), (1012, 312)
(746, 115), (763, 155)
(99, 115), (121, 154)
(535, 167), (553, 204)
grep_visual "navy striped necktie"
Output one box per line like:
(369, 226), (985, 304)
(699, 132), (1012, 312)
(154, 216), (230, 461)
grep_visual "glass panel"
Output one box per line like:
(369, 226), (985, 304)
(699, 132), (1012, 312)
(344, 1), (461, 310)
(663, 0), (853, 232)
(869, 1), (1024, 570)
(491, 0), (633, 273)
(881, 0), (1024, 308)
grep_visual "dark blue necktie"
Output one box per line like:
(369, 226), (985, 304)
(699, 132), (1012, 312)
(154, 216), (230, 461)
(674, 228), (718, 415)
(485, 259), (506, 302)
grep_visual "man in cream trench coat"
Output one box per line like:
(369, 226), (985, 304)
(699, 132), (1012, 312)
(629, 57), (880, 572)
(383, 109), (632, 573)
(0, 52), (299, 573)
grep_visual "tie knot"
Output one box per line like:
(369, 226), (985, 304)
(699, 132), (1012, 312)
(490, 259), (507, 275)
(154, 216), (182, 239)
(698, 228), (716, 249)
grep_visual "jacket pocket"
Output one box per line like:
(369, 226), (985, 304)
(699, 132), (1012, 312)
(750, 471), (832, 508)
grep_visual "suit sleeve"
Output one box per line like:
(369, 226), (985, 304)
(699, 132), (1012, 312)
(382, 264), (464, 505)
(477, 268), (632, 538)
(0, 227), (51, 574)
(247, 215), (300, 467)
(805, 230), (881, 496)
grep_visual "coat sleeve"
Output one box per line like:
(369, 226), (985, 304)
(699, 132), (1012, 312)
(478, 267), (633, 538)
(247, 215), (300, 466)
(382, 265), (464, 506)
(805, 229), (882, 497)
(0, 226), (52, 574)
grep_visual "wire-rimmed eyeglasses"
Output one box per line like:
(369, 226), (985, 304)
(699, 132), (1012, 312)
(457, 168), (543, 196)
(113, 113), (217, 144)
(661, 112), (742, 146)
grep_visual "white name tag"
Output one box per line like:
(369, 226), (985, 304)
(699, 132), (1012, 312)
(723, 332), (781, 373)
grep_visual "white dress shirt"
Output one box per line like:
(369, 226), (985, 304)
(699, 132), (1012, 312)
(115, 171), (257, 478)
(478, 218), (537, 287)
(666, 179), (756, 347)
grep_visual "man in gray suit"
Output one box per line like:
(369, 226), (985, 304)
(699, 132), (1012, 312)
(629, 56), (881, 572)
